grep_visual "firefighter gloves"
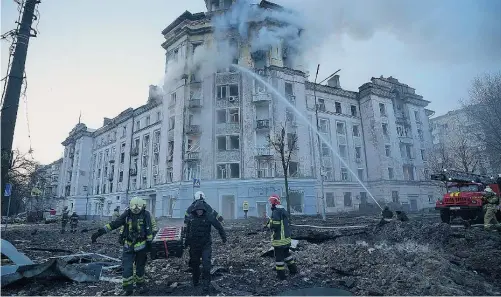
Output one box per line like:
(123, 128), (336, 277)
(91, 228), (106, 243)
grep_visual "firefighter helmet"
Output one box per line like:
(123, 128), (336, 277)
(194, 191), (206, 200)
(129, 197), (145, 214)
(268, 194), (281, 206)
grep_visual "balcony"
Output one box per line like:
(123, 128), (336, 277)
(186, 125), (201, 135)
(186, 151), (200, 161)
(252, 93), (271, 103)
(130, 147), (139, 156)
(255, 147), (273, 157)
(129, 168), (138, 176)
(255, 119), (270, 130)
(188, 99), (202, 108)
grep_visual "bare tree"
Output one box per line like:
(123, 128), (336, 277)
(268, 124), (298, 215)
(462, 72), (501, 171)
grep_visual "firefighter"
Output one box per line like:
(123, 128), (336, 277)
(243, 201), (249, 219)
(69, 212), (79, 233)
(184, 191), (223, 228)
(185, 200), (227, 293)
(395, 210), (409, 222)
(381, 206), (393, 219)
(483, 186), (500, 231)
(91, 197), (158, 296)
(112, 206), (120, 220)
(264, 194), (298, 280)
(61, 206), (70, 234)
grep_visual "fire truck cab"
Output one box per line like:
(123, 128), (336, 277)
(432, 169), (501, 224)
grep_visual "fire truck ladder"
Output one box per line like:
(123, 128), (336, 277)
(431, 169), (495, 184)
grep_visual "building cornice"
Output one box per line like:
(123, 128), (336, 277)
(305, 81), (358, 99)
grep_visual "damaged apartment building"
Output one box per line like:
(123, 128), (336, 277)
(54, 0), (440, 219)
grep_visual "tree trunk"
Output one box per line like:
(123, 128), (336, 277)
(282, 157), (291, 217)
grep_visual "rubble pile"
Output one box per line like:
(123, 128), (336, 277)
(2, 215), (501, 296)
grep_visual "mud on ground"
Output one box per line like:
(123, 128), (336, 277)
(2, 214), (501, 296)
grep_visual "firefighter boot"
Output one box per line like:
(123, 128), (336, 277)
(277, 269), (287, 280)
(288, 262), (298, 275)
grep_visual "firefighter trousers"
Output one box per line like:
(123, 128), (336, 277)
(61, 220), (68, 233)
(70, 223), (77, 233)
(484, 205), (500, 229)
(189, 244), (212, 289)
(122, 248), (148, 292)
(274, 246), (298, 279)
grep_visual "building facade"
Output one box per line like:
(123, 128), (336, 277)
(430, 108), (496, 176)
(54, 0), (440, 218)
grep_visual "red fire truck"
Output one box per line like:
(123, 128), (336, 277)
(433, 169), (501, 224)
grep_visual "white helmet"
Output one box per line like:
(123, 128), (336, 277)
(194, 191), (205, 200)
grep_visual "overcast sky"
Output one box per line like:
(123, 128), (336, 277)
(1, 0), (500, 164)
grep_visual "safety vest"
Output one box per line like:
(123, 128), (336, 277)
(105, 210), (157, 252)
(266, 205), (292, 247)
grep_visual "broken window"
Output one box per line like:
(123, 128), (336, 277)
(344, 192), (352, 207)
(319, 119), (329, 133)
(326, 192), (335, 207)
(217, 85), (227, 99)
(317, 98), (326, 111)
(229, 135), (240, 150)
(251, 50), (266, 68)
(230, 163), (240, 178)
(336, 122), (345, 135)
(355, 147), (362, 159)
(229, 108), (239, 123)
(217, 136), (227, 150)
(289, 162), (299, 177)
(352, 125), (360, 137)
(335, 102), (342, 114)
(379, 103), (387, 116)
(351, 105), (357, 116)
(217, 164), (227, 179)
(216, 110), (226, 123)
(341, 167), (348, 181)
(229, 84), (239, 97)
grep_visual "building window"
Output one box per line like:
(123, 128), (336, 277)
(169, 116), (175, 130)
(142, 176), (147, 189)
(119, 171), (123, 182)
(229, 85), (239, 97)
(355, 147), (362, 159)
(216, 110), (226, 123)
(339, 145), (347, 158)
(341, 167), (348, 181)
(317, 98), (325, 111)
(156, 111), (161, 122)
(379, 103), (386, 117)
(289, 162), (299, 177)
(335, 102), (342, 114)
(122, 126), (127, 137)
(336, 122), (345, 135)
(392, 191), (399, 203)
(170, 92), (177, 106)
(385, 145), (391, 157)
(285, 82), (293, 96)
(217, 136), (227, 150)
(319, 119), (329, 133)
(344, 192), (352, 207)
(388, 167), (394, 179)
(229, 108), (239, 123)
(382, 123), (388, 136)
(136, 121), (140, 131)
(415, 111), (421, 123)
(350, 105), (357, 117)
(421, 149), (426, 160)
(428, 194), (433, 203)
(230, 163), (240, 178)
(352, 125), (360, 137)
(357, 168), (364, 181)
(321, 142), (330, 156)
(229, 135), (240, 150)
(418, 129), (424, 141)
(146, 116), (150, 126)
(326, 192), (335, 207)
(217, 85), (227, 99)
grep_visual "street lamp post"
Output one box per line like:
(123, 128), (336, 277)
(313, 66), (342, 221)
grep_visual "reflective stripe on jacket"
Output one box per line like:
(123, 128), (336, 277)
(266, 205), (292, 247)
(104, 209), (157, 252)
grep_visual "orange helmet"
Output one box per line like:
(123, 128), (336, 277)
(268, 194), (281, 206)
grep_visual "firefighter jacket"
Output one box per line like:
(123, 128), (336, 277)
(70, 214), (79, 224)
(104, 209), (158, 252)
(186, 211), (226, 248)
(61, 210), (69, 222)
(265, 205), (292, 247)
(184, 200), (223, 226)
(483, 192), (499, 205)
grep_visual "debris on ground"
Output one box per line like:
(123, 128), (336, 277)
(1, 215), (500, 296)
